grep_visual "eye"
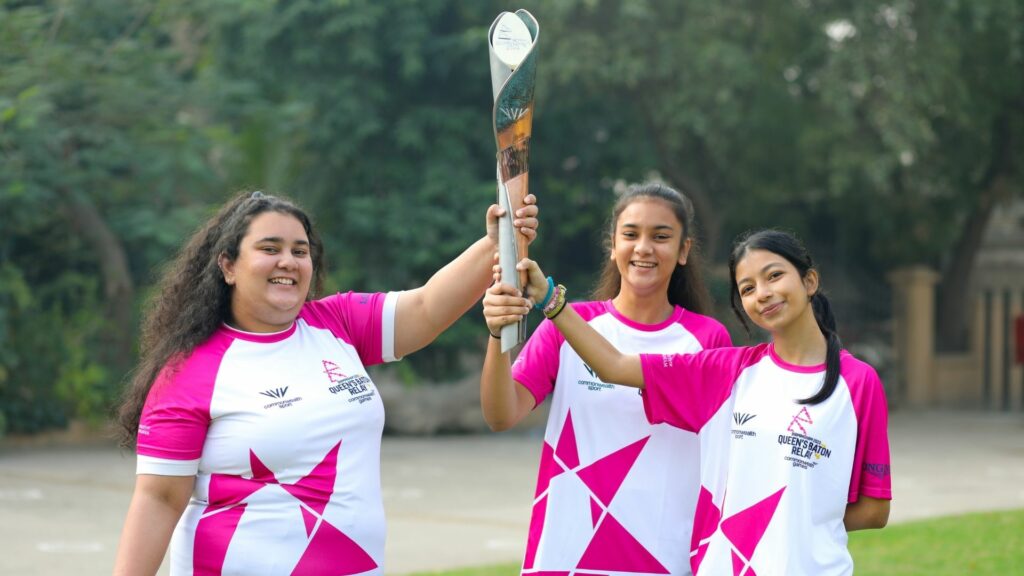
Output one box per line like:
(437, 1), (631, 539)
(261, 246), (279, 254)
(768, 270), (783, 280)
(293, 248), (309, 257)
(739, 285), (754, 296)
(655, 234), (671, 241)
(621, 231), (637, 239)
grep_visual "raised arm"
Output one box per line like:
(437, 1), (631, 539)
(480, 280), (537, 431)
(113, 474), (194, 575)
(394, 195), (537, 359)
(519, 258), (644, 388)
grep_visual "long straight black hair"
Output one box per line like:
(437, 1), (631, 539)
(728, 230), (841, 405)
(591, 182), (712, 315)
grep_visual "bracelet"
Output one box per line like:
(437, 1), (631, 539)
(543, 284), (567, 319)
(489, 329), (501, 339)
(534, 276), (555, 310)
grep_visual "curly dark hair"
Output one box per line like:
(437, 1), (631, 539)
(116, 191), (325, 446)
(591, 182), (712, 315)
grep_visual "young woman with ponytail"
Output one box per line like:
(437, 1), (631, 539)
(495, 229), (891, 576)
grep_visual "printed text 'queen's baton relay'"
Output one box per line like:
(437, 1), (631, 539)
(489, 9), (539, 352)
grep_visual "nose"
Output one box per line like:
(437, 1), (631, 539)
(634, 235), (653, 255)
(755, 281), (772, 302)
(277, 251), (297, 270)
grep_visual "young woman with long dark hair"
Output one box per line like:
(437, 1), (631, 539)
(481, 183), (730, 575)
(113, 190), (537, 575)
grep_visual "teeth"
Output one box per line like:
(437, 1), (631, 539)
(270, 278), (296, 285)
(632, 262), (656, 268)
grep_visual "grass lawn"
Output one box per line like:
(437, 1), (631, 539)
(407, 509), (1024, 576)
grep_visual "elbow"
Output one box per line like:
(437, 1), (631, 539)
(483, 413), (516, 432)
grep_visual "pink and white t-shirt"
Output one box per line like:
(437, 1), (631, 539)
(512, 301), (731, 576)
(137, 291), (400, 576)
(641, 344), (892, 576)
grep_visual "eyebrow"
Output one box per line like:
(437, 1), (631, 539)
(620, 223), (676, 231)
(255, 236), (310, 245)
(736, 262), (785, 285)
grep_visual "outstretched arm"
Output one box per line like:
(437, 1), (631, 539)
(394, 195), (538, 359)
(480, 280), (537, 431)
(518, 258), (644, 388)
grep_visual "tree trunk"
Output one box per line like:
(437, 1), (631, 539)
(58, 188), (136, 370)
(935, 116), (1014, 351)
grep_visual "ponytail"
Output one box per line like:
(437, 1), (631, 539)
(800, 292), (842, 405)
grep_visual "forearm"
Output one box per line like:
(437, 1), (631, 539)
(480, 338), (533, 431)
(550, 304), (644, 388)
(844, 496), (890, 531)
(395, 237), (494, 357)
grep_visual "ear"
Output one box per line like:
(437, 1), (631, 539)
(218, 252), (236, 286)
(803, 268), (820, 298)
(609, 234), (616, 261)
(677, 237), (693, 266)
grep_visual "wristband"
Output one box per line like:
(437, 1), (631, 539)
(534, 276), (555, 310)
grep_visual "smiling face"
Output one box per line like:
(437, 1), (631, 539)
(733, 248), (819, 334)
(611, 199), (691, 299)
(219, 211), (314, 333)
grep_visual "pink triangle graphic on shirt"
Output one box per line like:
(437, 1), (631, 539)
(291, 514), (378, 575)
(690, 486), (723, 573)
(205, 474), (265, 512)
(249, 449), (279, 484)
(720, 486), (786, 563)
(576, 511), (669, 573)
(731, 550), (745, 576)
(522, 494), (549, 569)
(301, 505), (318, 537)
(282, 441), (341, 516)
(193, 502), (246, 574)
(577, 436), (650, 507)
(555, 410), (580, 470)
(534, 441), (566, 498)
(590, 496), (603, 527)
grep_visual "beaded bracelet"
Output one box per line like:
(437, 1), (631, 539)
(543, 284), (567, 319)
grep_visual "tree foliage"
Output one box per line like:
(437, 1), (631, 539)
(1, 0), (1020, 433)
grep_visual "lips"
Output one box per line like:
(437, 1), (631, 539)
(760, 302), (783, 317)
(630, 261), (657, 269)
(269, 278), (297, 286)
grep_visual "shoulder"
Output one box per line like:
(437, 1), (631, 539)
(839, 351), (883, 387)
(677, 309), (732, 348)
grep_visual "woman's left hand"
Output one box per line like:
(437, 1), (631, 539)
(485, 193), (538, 246)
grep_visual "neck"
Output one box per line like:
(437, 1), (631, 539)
(772, 309), (828, 366)
(612, 290), (674, 325)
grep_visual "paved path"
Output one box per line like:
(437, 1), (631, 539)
(0, 411), (1022, 575)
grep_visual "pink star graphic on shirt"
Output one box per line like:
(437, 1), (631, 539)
(690, 486), (786, 575)
(523, 410), (670, 574)
(192, 440), (377, 575)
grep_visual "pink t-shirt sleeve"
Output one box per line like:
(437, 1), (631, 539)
(511, 317), (565, 407)
(305, 291), (393, 366)
(640, 346), (755, 432)
(136, 334), (231, 467)
(844, 355), (893, 502)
